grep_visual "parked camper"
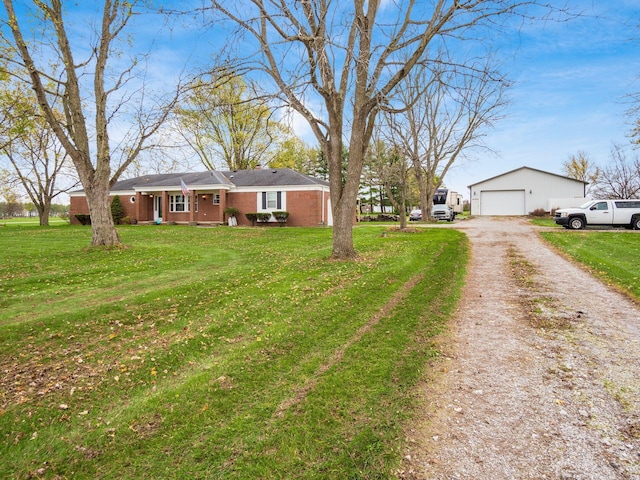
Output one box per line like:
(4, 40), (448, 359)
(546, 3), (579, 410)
(431, 188), (463, 221)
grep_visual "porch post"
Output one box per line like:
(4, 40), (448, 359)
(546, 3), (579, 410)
(162, 192), (169, 223)
(135, 192), (142, 222)
(189, 190), (196, 224)
(219, 189), (227, 223)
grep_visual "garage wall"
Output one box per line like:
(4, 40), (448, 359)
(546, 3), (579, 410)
(469, 167), (586, 216)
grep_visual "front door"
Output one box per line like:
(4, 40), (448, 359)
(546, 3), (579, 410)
(154, 195), (163, 222)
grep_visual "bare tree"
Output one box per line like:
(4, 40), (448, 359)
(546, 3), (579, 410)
(0, 83), (78, 225)
(209, 0), (560, 258)
(385, 59), (508, 219)
(0, 169), (21, 217)
(1, 0), (180, 245)
(367, 139), (411, 229)
(628, 89), (640, 146)
(562, 150), (599, 196)
(125, 145), (200, 177)
(2, 128), (77, 226)
(592, 144), (640, 199)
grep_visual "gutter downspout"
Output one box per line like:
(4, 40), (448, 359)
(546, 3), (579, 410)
(322, 187), (326, 225)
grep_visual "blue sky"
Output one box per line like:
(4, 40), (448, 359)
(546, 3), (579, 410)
(445, 1), (640, 198)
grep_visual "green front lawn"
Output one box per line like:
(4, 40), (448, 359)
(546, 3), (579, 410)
(529, 217), (557, 227)
(540, 231), (640, 301)
(0, 217), (69, 227)
(0, 224), (468, 479)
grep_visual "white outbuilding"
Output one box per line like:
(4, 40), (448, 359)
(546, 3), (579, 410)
(468, 166), (587, 216)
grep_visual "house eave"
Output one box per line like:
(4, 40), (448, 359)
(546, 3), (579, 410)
(230, 184), (329, 193)
(134, 184), (232, 194)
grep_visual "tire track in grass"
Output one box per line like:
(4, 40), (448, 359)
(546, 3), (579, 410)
(274, 271), (426, 418)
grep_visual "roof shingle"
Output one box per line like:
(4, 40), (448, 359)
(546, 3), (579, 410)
(105, 168), (328, 192)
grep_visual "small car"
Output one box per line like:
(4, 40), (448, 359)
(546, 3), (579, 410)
(409, 209), (423, 221)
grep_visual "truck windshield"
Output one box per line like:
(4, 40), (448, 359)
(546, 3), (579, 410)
(579, 201), (595, 209)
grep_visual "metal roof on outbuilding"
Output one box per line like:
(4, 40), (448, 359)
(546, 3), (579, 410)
(467, 166), (587, 189)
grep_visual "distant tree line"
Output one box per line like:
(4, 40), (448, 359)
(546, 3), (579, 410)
(0, 201), (68, 219)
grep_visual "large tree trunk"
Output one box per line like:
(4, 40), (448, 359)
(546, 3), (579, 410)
(38, 202), (51, 226)
(85, 179), (120, 246)
(328, 156), (358, 259)
(332, 200), (356, 259)
(329, 112), (370, 259)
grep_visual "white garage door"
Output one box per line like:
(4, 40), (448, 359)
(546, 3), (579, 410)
(480, 190), (526, 216)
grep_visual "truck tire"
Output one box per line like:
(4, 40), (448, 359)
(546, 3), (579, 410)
(569, 216), (585, 230)
(633, 216), (640, 230)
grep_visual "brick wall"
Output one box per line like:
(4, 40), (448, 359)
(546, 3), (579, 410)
(285, 190), (325, 226)
(69, 197), (89, 224)
(226, 190), (329, 227)
(70, 188), (332, 227)
(226, 192), (259, 226)
(70, 194), (143, 224)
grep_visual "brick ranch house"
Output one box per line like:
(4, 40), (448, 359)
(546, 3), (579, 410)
(69, 168), (332, 227)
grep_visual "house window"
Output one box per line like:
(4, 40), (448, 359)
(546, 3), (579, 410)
(267, 192), (278, 209)
(213, 194), (220, 205)
(259, 191), (284, 211)
(169, 194), (190, 212)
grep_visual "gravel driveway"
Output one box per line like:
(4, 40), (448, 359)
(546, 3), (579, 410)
(401, 217), (640, 479)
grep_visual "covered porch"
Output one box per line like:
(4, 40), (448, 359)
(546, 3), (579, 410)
(133, 187), (231, 225)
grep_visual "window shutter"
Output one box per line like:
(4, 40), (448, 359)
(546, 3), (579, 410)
(262, 192), (267, 209)
(277, 191), (282, 209)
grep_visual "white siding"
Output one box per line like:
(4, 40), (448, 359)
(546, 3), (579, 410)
(469, 167), (586, 216)
(548, 197), (587, 211)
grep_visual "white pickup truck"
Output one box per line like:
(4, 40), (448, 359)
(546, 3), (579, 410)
(431, 204), (455, 222)
(554, 199), (640, 230)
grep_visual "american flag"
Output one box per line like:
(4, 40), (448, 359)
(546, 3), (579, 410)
(180, 178), (190, 197)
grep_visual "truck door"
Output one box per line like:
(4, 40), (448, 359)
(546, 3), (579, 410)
(585, 201), (613, 225)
